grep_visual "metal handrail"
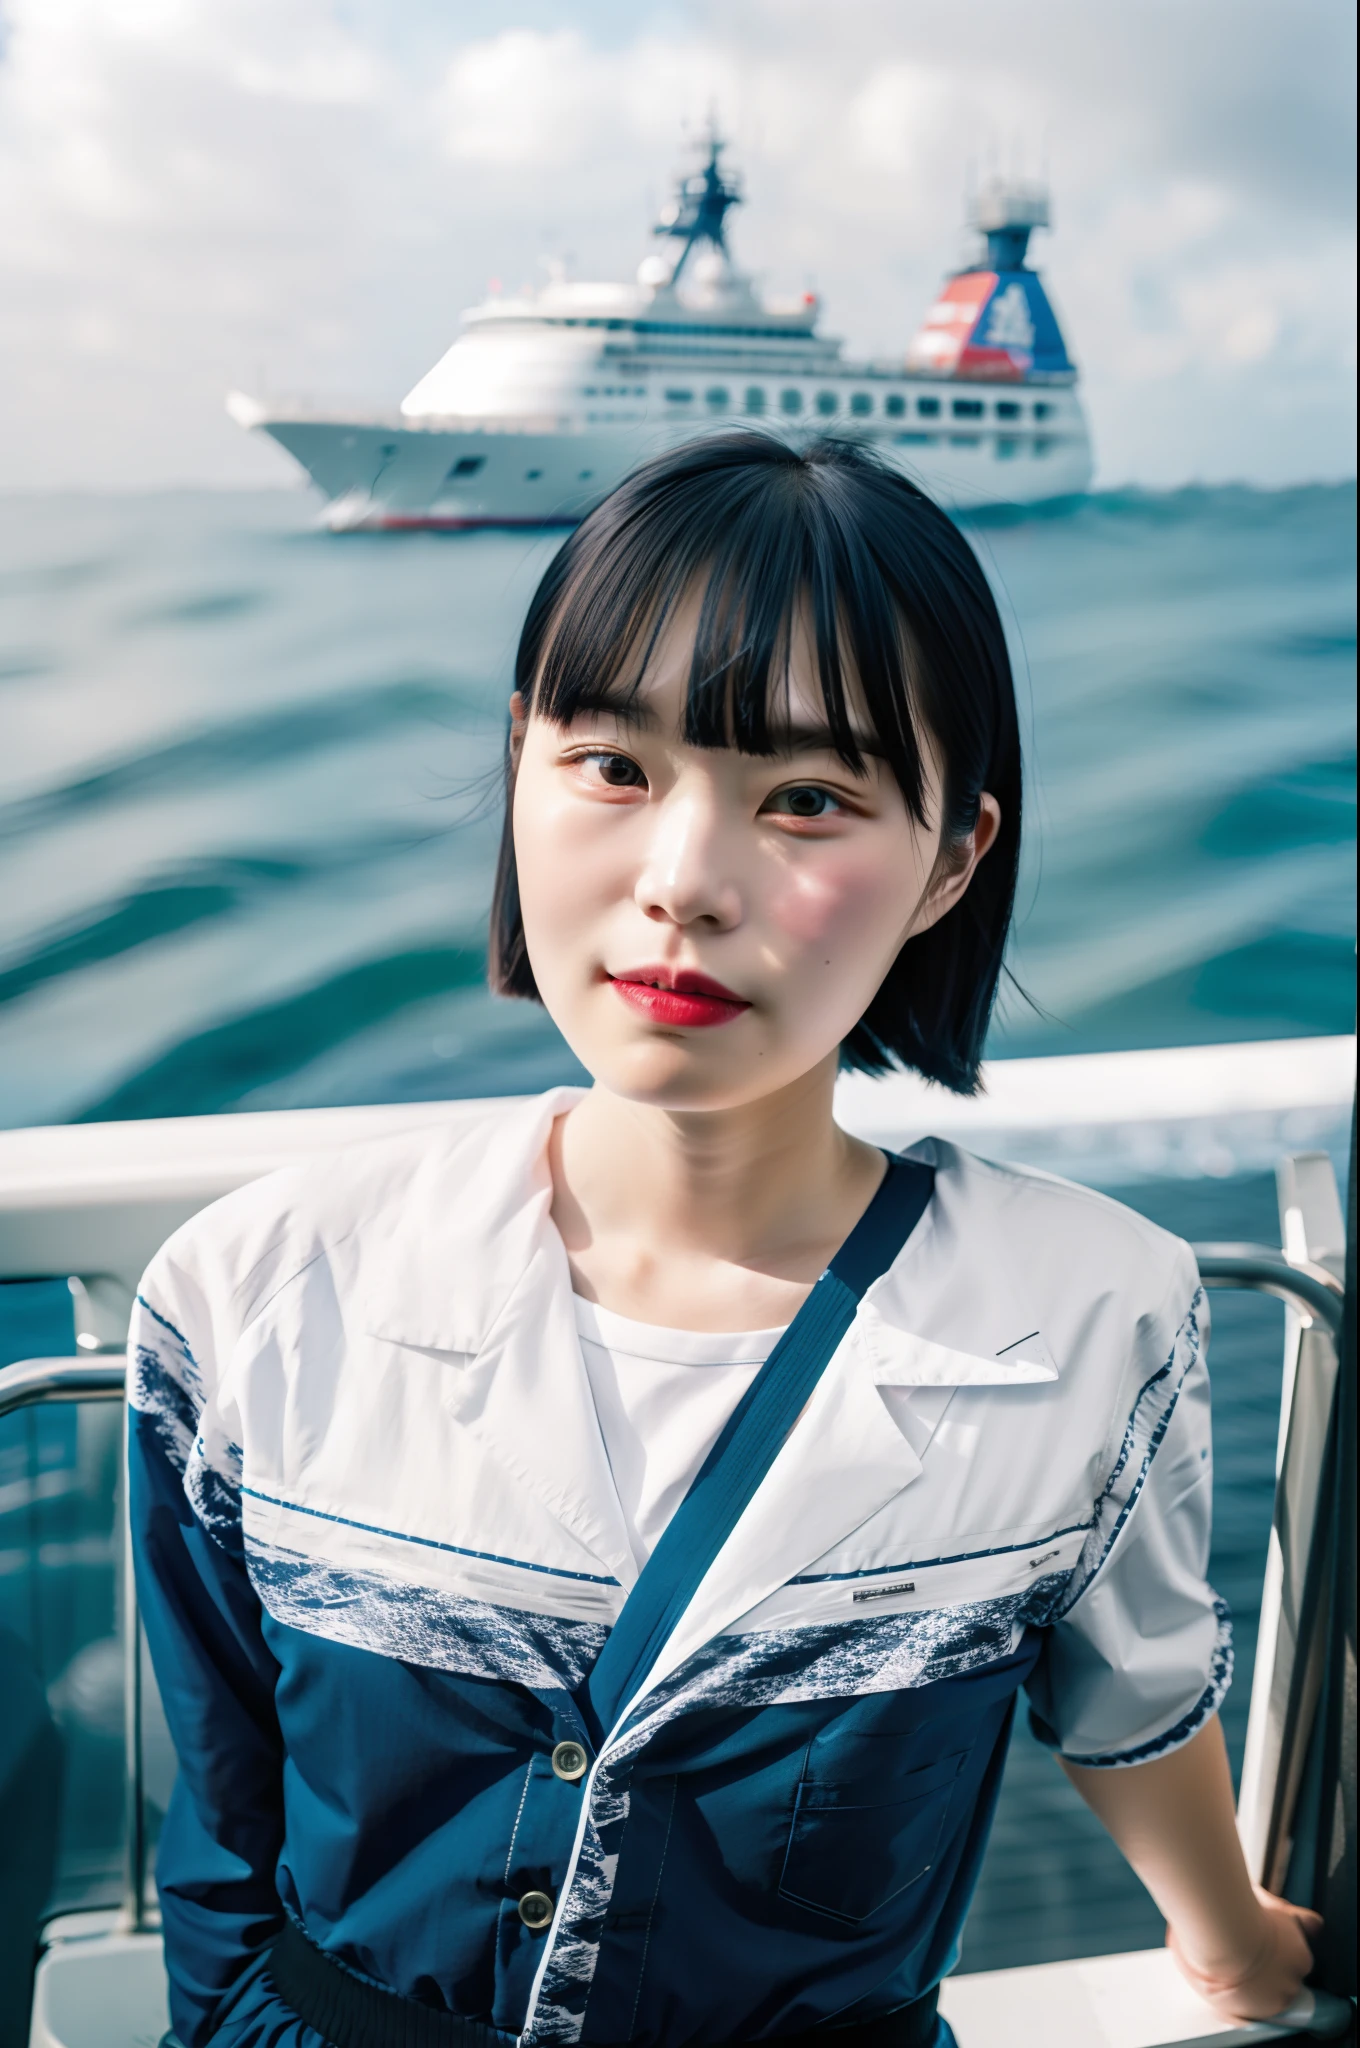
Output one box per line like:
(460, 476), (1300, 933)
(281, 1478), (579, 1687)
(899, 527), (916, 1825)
(1193, 1244), (1345, 1339)
(0, 1352), (146, 1932)
(0, 1353), (126, 1417)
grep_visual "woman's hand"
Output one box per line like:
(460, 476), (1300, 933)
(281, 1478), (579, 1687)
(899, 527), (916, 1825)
(1168, 1884), (1322, 2021)
(1061, 1720), (1325, 2025)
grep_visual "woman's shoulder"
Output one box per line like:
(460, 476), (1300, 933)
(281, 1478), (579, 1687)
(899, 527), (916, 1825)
(137, 1087), (581, 1346)
(909, 1135), (1199, 1322)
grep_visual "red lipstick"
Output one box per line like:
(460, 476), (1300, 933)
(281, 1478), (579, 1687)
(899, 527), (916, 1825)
(608, 966), (750, 1029)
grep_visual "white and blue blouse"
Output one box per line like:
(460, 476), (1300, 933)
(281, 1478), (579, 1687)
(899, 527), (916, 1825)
(128, 1087), (1228, 2047)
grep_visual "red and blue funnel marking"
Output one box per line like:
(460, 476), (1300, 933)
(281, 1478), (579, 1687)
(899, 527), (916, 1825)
(908, 268), (1073, 382)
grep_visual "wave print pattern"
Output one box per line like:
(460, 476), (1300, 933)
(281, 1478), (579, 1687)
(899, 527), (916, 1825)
(128, 1291), (245, 1547)
(1059, 1287), (1205, 1616)
(526, 1572), (1070, 2043)
(127, 1293), (204, 1472)
(246, 1536), (609, 1690)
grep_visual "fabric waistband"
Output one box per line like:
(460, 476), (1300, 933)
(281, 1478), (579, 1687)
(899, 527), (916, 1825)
(266, 1915), (941, 2048)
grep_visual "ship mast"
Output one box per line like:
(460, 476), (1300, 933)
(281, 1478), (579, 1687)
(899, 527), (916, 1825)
(652, 129), (742, 286)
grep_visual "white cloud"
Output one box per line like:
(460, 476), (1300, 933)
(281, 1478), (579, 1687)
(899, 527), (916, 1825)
(0, 0), (1353, 490)
(442, 29), (600, 167)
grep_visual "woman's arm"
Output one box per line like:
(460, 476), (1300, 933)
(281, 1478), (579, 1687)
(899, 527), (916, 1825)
(1062, 1716), (1321, 2021)
(128, 1279), (286, 2048)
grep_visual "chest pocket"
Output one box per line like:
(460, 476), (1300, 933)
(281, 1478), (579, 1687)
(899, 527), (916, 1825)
(778, 1747), (968, 1924)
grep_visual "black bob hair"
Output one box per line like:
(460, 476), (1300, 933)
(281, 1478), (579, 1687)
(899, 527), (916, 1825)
(490, 431), (1021, 1095)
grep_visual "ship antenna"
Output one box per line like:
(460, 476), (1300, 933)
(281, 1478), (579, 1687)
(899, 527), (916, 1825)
(653, 127), (742, 285)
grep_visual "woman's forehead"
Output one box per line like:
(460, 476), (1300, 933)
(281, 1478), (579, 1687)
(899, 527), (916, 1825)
(612, 593), (878, 745)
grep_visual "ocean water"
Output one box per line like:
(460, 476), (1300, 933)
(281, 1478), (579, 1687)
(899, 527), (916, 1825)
(0, 480), (1354, 1125)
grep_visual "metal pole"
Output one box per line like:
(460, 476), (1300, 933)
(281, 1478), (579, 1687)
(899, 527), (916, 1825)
(0, 1357), (146, 1927)
(120, 1393), (148, 1934)
(1193, 1246), (1344, 1339)
(0, 1355), (126, 1417)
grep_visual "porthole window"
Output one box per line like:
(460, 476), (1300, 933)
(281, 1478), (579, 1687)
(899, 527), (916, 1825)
(1033, 402), (1054, 421)
(815, 391), (838, 416)
(745, 387), (766, 414)
(952, 398), (984, 420)
(525, 468), (543, 480)
(664, 389), (694, 404)
(884, 394), (906, 418)
(780, 388), (803, 415)
(705, 387), (730, 408)
(917, 397), (941, 419)
(995, 401), (1021, 421)
(447, 455), (484, 478)
(849, 393), (872, 417)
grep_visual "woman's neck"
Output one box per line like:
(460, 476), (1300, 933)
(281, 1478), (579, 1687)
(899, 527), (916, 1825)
(549, 1058), (886, 1330)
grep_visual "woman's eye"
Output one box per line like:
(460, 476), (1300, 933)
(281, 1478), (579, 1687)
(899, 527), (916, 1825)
(580, 750), (646, 789)
(764, 785), (841, 820)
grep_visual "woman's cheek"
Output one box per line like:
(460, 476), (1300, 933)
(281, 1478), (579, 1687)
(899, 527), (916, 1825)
(762, 840), (913, 958)
(516, 787), (641, 1011)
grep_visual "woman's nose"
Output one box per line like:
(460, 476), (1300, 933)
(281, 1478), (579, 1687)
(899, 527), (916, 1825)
(633, 792), (742, 930)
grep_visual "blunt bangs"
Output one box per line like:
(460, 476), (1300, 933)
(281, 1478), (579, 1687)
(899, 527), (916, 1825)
(528, 443), (925, 817)
(490, 431), (1022, 1095)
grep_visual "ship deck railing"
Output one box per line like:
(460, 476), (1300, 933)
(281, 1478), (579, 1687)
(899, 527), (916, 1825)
(1, 1039), (1354, 2047)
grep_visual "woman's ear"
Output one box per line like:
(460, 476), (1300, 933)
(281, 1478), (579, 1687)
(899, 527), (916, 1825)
(508, 690), (528, 766)
(914, 792), (1003, 935)
(970, 792), (1002, 864)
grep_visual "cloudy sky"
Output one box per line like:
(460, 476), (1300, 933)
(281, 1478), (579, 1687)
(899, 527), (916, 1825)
(0, 0), (1353, 492)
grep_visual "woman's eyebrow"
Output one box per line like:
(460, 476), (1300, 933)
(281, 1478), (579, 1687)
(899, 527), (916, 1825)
(767, 720), (884, 762)
(567, 700), (882, 763)
(572, 696), (661, 732)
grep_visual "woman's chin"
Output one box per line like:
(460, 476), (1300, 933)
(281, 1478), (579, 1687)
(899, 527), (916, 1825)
(579, 1033), (826, 1116)
(590, 1046), (752, 1111)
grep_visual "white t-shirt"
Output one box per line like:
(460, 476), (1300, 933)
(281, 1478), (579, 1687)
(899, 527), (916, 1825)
(573, 1295), (787, 1571)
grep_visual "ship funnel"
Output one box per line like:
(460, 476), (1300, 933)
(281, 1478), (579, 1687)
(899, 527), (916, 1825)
(907, 176), (1073, 383)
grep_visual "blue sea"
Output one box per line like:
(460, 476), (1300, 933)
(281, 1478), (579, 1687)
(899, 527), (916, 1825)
(0, 481), (1355, 1983)
(0, 481), (1354, 1125)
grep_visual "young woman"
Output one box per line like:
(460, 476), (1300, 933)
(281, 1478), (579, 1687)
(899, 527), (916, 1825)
(130, 434), (1319, 2048)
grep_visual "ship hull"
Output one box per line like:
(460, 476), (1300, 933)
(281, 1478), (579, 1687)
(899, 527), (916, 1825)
(253, 402), (1093, 530)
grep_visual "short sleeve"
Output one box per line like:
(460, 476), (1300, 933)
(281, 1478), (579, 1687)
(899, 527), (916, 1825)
(1025, 1267), (1233, 1767)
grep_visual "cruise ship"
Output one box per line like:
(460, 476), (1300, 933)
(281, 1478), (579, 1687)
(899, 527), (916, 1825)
(227, 136), (1094, 529)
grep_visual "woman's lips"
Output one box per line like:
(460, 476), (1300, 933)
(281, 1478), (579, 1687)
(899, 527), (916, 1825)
(608, 969), (750, 1029)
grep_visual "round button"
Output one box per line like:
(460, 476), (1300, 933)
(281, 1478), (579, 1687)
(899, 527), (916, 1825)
(517, 1889), (556, 1932)
(551, 1740), (589, 1783)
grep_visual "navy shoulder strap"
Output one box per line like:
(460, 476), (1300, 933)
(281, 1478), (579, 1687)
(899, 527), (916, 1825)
(586, 1154), (935, 1733)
